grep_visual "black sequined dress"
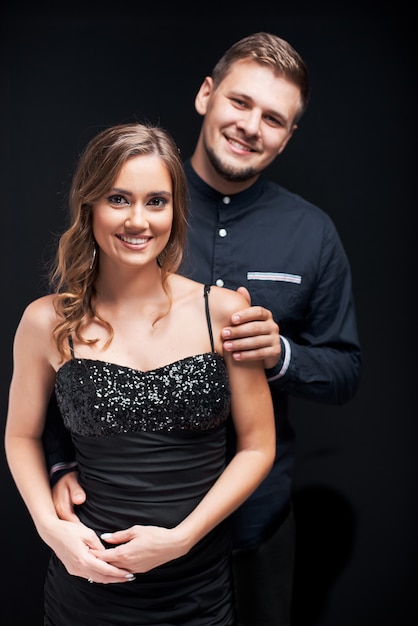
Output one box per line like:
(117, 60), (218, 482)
(44, 286), (235, 626)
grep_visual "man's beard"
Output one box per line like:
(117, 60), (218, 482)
(206, 145), (258, 183)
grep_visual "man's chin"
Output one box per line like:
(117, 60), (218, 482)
(219, 166), (258, 183)
(218, 158), (257, 181)
(206, 147), (257, 182)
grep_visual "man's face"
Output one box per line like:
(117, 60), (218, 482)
(195, 59), (302, 184)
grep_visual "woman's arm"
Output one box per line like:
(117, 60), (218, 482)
(4, 298), (133, 584)
(175, 348), (276, 542)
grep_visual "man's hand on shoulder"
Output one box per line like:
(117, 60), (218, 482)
(222, 286), (281, 370)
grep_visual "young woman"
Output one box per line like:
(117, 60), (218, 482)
(5, 122), (275, 625)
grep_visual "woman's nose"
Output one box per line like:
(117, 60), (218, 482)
(125, 206), (149, 230)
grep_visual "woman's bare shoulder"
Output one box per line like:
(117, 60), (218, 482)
(18, 294), (58, 332)
(206, 284), (249, 319)
(170, 274), (249, 321)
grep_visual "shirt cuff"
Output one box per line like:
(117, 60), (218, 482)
(49, 461), (78, 488)
(266, 336), (291, 382)
(49, 461), (78, 478)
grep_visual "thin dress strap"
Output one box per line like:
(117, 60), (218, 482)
(203, 284), (215, 353)
(68, 335), (75, 358)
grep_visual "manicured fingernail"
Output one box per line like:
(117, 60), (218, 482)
(126, 574), (136, 581)
(101, 533), (112, 539)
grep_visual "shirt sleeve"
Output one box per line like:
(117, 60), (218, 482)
(42, 391), (77, 486)
(268, 219), (362, 405)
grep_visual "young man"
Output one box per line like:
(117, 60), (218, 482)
(45, 32), (362, 625)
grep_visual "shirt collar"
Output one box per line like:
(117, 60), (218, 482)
(184, 159), (264, 208)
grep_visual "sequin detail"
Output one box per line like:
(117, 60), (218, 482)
(55, 353), (231, 437)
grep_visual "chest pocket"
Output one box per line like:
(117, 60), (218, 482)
(246, 272), (305, 336)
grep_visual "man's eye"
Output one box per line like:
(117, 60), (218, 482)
(264, 115), (283, 127)
(231, 98), (247, 108)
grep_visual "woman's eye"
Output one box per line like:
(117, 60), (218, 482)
(108, 195), (127, 205)
(147, 197), (168, 208)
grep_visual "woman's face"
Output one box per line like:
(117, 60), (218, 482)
(92, 154), (173, 271)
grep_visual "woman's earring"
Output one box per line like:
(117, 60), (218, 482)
(89, 244), (97, 270)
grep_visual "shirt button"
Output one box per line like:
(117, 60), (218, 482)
(219, 228), (227, 237)
(223, 196), (231, 204)
(216, 279), (224, 287)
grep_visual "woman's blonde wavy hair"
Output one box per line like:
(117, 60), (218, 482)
(51, 122), (188, 360)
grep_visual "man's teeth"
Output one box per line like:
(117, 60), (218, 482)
(230, 139), (251, 151)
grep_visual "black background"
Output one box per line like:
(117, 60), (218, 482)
(1, 2), (416, 625)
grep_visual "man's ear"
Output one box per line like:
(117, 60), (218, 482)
(277, 124), (298, 155)
(195, 76), (214, 115)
